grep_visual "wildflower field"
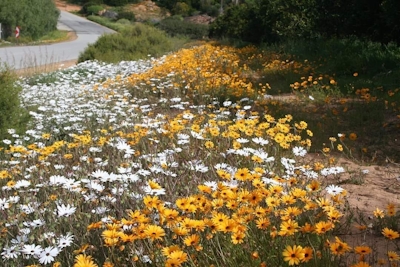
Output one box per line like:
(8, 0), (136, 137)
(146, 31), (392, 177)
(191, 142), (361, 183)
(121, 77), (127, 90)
(0, 43), (399, 267)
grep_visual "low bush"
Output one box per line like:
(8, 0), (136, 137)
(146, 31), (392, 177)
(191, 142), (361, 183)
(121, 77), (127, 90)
(156, 16), (209, 39)
(86, 5), (104, 15)
(87, 15), (130, 31)
(116, 18), (132, 25)
(78, 23), (173, 63)
(117, 11), (136, 22)
(80, 1), (103, 14)
(0, 66), (29, 139)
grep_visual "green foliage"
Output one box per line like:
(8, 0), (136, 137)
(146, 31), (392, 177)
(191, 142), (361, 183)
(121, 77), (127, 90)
(209, 3), (272, 44)
(6, 36), (33, 43)
(68, 0), (103, 4)
(0, 0), (59, 40)
(156, 16), (209, 39)
(86, 5), (105, 15)
(270, 38), (400, 78)
(87, 15), (130, 31)
(80, 2), (104, 14)
(78, 23), (174, 63)
(116, 18), (132, 25)
(0, 66), (29, 139)
(173, 2), (191, 16)
(117, 11), (136, 22)
(104, 0), (128, 6)
(156, 0), (219, 16)
(209, 0), (400, 44)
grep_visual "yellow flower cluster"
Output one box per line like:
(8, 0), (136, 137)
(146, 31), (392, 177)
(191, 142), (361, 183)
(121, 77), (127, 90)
(87, 169), (348, 266)
(125, 44), (260, 102)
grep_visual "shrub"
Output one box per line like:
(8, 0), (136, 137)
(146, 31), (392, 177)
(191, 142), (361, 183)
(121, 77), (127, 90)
(78, 23), (173, 63)
(0, 0), (59, 40)
(116, 18), (131, 25)
(205, 4), (220, 17)
(172, 2), (191, 16)
(117, 11), (136, 22)
(0, 66), (29, 139)
(81, 2), (104, 14)
(156, 16), (209, 39)
(86, 5), (105, 15)
(87, 15), (129, 31)
(104, 0), (128, 6)
(209, 3), (271, 44)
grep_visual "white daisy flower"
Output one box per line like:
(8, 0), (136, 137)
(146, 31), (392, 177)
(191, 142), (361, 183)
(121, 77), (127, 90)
(20, 244), (43, 257)
(292, 146), (307, 157)
(58, 233), (74, 249)
(325, 185), (344, 196)
(252, 137), (269, 146)
(56, 203), (76, 217)
(38, 246), (59, 265)
(1, 245), (20, 260)
(0, 198), (10, 210)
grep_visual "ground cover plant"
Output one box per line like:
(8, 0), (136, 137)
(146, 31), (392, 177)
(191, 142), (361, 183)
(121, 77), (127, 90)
(78, 23), (189, 63)
(0, 65), (30, 139)
(0, 31), (72, 47)
(0, 42), (399, 267)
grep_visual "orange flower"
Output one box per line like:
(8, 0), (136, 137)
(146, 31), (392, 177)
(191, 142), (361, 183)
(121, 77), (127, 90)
(329, 236), (352, 255)
(282, 245), (305, 266)
(314, 221), (334, 235)
(184, 234), (200, 247)
(349, 133), (357, 141)
(382, 227), (400, 240)
(301, 246), (313, 262)
(144, 225), (165, 241)
(388, 251), (400, 261)
(354, 246), (372, 255)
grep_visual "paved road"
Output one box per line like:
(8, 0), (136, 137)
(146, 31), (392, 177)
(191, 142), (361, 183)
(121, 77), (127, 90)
(0, 11), (115, 69)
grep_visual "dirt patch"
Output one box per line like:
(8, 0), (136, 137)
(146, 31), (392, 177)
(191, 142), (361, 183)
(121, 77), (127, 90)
(127, 0), (170, 22)
(54, 0), (81, 12)
(304, 153), (400, 215)
(15, 59), (78, 77)
(337, 158), (399, 215)
(185, 14), (215, 24)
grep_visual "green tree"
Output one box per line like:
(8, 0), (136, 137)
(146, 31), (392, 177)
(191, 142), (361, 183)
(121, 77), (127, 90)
(210, 0), (317, 43)
(104, 0), (128, 6)
(380, 0), (400, 43)
(0, 0), (59, 40)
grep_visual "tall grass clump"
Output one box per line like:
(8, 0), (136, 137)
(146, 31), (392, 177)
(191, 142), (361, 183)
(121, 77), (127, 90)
(87, 15), (131, 32)
(78, 23), (174, 63)
(0, 65), (29, 139)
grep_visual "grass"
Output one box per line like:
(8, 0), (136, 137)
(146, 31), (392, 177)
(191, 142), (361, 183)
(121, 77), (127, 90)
(78, 23), (190, 63)
(0, 65), (30, 140)
(87, 15), (132, 32)
(0, 37), (399, 267)
(0, 30), (72, 47)
(229, 38), (400, 164)
(77, 23), (162, 63)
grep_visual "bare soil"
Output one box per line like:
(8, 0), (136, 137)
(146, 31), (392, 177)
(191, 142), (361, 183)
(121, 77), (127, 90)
(54, 0), (81, 12)
(127, 0), (170, 21)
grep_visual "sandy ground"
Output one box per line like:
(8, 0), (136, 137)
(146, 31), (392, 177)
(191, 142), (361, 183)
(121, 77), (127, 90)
(54, 0), (81, 12)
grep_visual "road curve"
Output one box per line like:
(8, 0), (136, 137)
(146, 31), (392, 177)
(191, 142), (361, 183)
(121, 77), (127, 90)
(0, 11), (115, 70)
